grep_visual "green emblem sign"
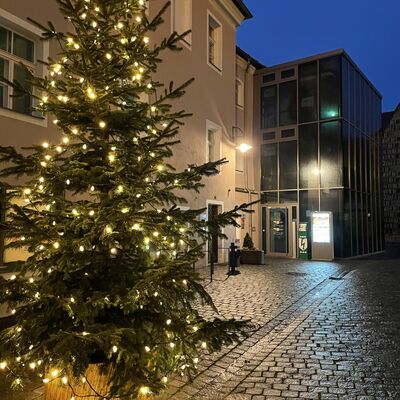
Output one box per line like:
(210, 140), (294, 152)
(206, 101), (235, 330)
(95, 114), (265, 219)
(298, 223), (309, 260)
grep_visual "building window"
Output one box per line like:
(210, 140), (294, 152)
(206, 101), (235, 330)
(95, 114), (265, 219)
(0, 24), (35, 116)
(279, 80), (297, 126)
(261, 85), (277, 129)
(235, 149), (244, 172)
(208, 12), (222, 72)
(235, 78), (244, 108)
(172, 0), (192, 46)
(207, 121), (222, 163)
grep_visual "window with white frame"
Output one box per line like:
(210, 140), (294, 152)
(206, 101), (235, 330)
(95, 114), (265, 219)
(208, 13), (222, 71)
(172, 0), (192, 46)
(236, 78), (244, 108)
(207, 121), (222, 163)
(0, 25), (36, 116)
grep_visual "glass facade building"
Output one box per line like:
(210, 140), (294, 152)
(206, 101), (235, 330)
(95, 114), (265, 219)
(257, 50), (383, 258)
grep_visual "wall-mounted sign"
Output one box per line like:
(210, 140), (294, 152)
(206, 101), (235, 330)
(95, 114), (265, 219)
(311, 212), (334, 261)
(312, 212), (331, 243)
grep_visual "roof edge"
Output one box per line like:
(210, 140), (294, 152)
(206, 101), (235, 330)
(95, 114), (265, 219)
(236, 47), (265, 69)
(231, 0), (253, 20)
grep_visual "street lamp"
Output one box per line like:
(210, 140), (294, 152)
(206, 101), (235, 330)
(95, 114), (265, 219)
(236, 143), (253, 153)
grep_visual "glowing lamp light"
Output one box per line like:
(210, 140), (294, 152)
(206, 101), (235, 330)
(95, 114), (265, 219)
(236, 143), (253, 153)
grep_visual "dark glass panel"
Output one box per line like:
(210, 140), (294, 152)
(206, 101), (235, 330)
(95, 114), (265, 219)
(279, 80), (297, 126)
(262, 207), (267, 253)
(0, 58), (9, 108)
(357, 193), (364, 254)
(351, 191), (358, 255)
(281, 128), (295, 138)
(263, 73), (275, 83)
(261, 143), (277, 190)
(261, 85), (277, 129)
(368, 195), (373, 253)
(263, 132), (275, 141)
(299, 61), (318, 123)
(366, 138), (371, 193)
(13, 33), (34, 62)
(279, 140), (297, 190)
(319, 56), (341, 120)
(269, 208), (288, 253)
(343, 189), (352, 257)
(349, 65), (355, 124)
(350, 127), (356, 190)
(320, 120), (342, 188)
(363, 194), (368, 253)
(356, 133), (362, 192)
(279, 191), (298, 203)
(261, 192), (278, 204)
(12, 64), (32, 115)
(341, 56), (349, 120)
(0, 26), (10, 52)
(342, 121), (350, 188)
(299, 123), (318, 189)
(281, 68), (295, 79)
(320, 189), (343, 258)
(355, 71), (360, 128)
(361, 135), (366, 193)
(299, 190), (319, 222)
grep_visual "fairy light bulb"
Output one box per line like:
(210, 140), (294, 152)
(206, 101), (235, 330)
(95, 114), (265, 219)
(105, 226), (113, 234)
(91, 21), (97, 28)
(153, 231), (159, 237)
(117, 22), (124, 29)
(144, 346), (150, 352)
(0, 361), (7, 369)
(62, 376), (68, 385)
(62, 137), (69, 144)
(42, 142), (49, 148)
(108, 153), (116, 163)
(79, 246), (84, 252)
(51, 369), (59, 377)
(72, 209), (78, 215)
(110, 248), (117, 255)
(139, 387), (150, 395)
(56, 146), (63, 153)
(86, 87), (96, 99)
(89, 210), (95, 216)
(121, 207), (129, 214)
(105, 53), (112, 60)
(99, 121), (106, 129)
(53, 242), (60, 249)
(71, 128), (79, 134)
(29, 362), (36, 370)
(132, 223), (140, 231)
(166, 319), (171, 325)
(162, 377), (168, 384)
(43, 378), (50, 384)
(169, 342), (175, 348)
(143, 36), (149, 44)
(112, 345), (118, 353)
(201, 342), (207, 349)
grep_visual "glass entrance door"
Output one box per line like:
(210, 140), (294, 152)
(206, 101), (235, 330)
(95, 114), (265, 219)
(263, 204), (298, 257)
(269, 208), (288, 254)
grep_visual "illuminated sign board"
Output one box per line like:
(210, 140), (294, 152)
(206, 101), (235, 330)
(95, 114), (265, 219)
(312, 212), (331, 243)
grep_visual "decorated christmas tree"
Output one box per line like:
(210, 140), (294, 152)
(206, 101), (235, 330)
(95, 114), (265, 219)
(0, 0), (252, 398)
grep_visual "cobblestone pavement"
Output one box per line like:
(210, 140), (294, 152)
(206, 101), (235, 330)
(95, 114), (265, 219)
(2, 247), (400, 399)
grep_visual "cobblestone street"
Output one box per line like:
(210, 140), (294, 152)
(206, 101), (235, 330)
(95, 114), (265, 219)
(2, 247), (400, 399)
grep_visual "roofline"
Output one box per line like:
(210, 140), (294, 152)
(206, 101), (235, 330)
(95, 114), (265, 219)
(231, 0), (253, 20)
(236, 47), (266, 69)
(255, 48), (382, 99)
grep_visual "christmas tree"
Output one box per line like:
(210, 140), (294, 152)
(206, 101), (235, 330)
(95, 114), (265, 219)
(0, 0), (253, 398)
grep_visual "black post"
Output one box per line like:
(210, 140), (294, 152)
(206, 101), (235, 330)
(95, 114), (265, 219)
(209, 244), (214, 283)
(227, 242), (241, 276)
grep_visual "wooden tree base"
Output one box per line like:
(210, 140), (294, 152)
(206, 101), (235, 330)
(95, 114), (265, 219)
(45, 364), (111, 400)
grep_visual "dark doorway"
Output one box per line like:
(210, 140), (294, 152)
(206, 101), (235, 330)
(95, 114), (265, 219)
(208, 204), (220, 264)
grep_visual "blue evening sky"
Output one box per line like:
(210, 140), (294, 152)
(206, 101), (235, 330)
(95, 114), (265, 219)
(237, 0), (400, 112)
